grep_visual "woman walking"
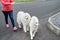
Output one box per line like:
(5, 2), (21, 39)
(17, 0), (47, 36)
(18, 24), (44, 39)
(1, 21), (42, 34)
(1, 0), (17, 31)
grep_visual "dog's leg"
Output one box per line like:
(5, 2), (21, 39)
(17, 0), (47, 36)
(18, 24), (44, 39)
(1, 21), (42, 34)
(18, 23), (21, 28)
(18, 20), (21, 28)
(33, 29), (38, 37)
(23, 24), (27, 32)
(27, 26), (29, 32)
(33, 30), (36, 37)
(30, 29), (33, 40)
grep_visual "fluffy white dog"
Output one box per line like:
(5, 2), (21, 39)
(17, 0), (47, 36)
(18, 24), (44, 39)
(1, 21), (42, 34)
(29, 16), (39, 40)
(17, 11), (31, 32)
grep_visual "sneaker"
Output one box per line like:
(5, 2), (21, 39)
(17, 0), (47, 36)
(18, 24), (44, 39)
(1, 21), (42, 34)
(6, 24), (9, 28)
(13, 26), (17, 31)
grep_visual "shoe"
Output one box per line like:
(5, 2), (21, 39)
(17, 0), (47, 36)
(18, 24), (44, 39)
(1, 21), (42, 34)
(6, 24), (9, 28)
(13, 26), (17, 31)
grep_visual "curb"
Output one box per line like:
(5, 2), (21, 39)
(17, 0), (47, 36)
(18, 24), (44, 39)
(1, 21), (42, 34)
(48, 12), (60, 35)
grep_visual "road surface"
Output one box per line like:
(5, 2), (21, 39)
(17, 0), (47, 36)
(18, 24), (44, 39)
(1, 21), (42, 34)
(0, 0), (60, 40)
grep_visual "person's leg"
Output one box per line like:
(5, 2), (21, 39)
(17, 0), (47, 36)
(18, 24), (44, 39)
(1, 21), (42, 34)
(2, 11), (9, 27)
(8, 10), (15, 27)
(8, 10), (17, 30)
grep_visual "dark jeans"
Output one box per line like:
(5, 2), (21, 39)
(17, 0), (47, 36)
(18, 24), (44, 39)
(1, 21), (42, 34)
(2, 10), (15, 27)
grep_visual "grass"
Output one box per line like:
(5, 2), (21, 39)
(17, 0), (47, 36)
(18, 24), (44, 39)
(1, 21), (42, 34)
(14, 0), (33, 2)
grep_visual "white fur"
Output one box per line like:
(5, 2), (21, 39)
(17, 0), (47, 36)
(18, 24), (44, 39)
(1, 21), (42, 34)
(17, 11), (31, 32)
(29, 16), (39, 40)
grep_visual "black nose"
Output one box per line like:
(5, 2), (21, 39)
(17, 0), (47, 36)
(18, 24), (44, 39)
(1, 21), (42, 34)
(26, 18), (28, 19)
(26, 17), (28, 19)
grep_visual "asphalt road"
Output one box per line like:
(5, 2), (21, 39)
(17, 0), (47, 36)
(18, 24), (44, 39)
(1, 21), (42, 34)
(0, 0), (60, 40)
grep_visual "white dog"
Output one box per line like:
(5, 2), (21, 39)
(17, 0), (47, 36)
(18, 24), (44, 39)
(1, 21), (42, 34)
(17, 11), (31, 32)
(29, 16), (39, 40)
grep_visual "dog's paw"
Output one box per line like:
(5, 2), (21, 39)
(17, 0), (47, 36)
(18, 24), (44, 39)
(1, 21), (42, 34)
(25, 31), (27, 33)
(31, 37), (33, 40)
(24, 30), (27, 33)
(27, 29), (29, 32)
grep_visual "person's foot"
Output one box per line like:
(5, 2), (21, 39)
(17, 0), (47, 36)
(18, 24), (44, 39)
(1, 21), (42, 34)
(6, 24), (9, 28)
(13, 26), (17, 31)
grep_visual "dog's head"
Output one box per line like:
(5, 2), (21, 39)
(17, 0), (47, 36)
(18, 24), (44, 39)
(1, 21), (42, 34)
(32, 16), (39, 26)
(18, 11), (24, 14)
(24, 12), (31, 22)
